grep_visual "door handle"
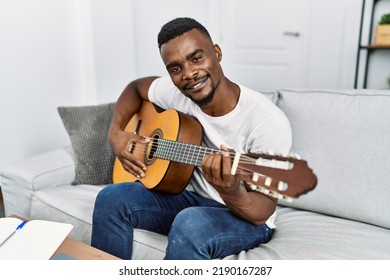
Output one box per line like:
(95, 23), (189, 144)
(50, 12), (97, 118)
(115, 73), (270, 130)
(283, 31), (300, 37)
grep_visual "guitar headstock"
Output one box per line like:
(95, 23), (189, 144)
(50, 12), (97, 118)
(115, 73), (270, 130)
(235, 151), (317, 201)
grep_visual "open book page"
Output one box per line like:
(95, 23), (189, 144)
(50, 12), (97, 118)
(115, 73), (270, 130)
(0, 217), (74, 260)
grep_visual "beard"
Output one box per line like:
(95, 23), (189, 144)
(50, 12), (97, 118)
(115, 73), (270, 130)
(185, 78), (220, 107)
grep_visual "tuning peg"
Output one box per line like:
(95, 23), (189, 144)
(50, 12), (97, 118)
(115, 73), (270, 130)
(247, 183), (295, 202)
(288, 153), (301, 160)
(278, 181), (288, 192)
(252, 172), (260, 182)
(262, 188), (271, 195)
(281, 195), (294, 203)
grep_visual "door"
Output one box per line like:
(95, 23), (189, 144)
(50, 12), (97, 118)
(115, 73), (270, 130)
(219, 0), (309, 90)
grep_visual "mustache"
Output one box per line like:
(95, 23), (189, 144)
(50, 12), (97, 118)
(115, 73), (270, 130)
(183, 73), (210, 90)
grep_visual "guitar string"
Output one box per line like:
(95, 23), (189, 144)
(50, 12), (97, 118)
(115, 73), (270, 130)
(122, 138), (307, 196)
(137, 140), (270, 165)
(127, 144), (268, 178)
(125, 140), (288, 190)
(127, 139), (259, 165)
(146, 138), (289, 161)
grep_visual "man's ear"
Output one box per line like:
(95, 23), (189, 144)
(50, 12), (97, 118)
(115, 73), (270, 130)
(214, 44), (222, 62)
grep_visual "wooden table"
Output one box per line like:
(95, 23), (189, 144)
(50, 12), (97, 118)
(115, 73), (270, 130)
(53, 236), (120, 260)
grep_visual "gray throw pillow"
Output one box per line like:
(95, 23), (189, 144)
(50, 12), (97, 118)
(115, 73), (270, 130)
(58, 103), (116, 185)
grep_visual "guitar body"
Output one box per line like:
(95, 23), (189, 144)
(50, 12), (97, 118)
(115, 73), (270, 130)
(112, 100), (203, 194)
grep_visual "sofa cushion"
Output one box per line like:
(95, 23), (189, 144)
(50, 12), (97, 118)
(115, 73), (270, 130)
(30, 184), (104, 243)
(132, 229), (167, 260)
(58, 103), (116, 185)
(0, 147), (75, 218)
(277, 89), (390, 229)
(224, 206), (390, 260)
(259, 90), (279, 104)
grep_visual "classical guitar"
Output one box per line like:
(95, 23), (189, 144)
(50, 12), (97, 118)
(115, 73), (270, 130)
(112, 101), (317, 201)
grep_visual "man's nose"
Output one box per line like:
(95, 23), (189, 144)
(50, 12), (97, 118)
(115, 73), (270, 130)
(182, 64), (198, 80)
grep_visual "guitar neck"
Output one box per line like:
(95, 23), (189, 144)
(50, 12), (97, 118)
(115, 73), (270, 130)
(153, 138), (219, 167)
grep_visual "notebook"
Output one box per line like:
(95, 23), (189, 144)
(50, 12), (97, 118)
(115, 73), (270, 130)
(0, 217), (74, 260)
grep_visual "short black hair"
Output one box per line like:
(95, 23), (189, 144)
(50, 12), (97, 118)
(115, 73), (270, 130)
(157, 17), (211, 51)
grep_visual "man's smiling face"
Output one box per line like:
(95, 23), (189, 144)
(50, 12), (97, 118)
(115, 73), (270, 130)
(160, 29), (223, 107)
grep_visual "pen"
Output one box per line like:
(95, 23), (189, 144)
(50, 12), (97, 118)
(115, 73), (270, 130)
(0, 220), (27, 247)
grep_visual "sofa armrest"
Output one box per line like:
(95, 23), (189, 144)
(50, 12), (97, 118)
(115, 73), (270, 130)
(0, 147), (75, 218)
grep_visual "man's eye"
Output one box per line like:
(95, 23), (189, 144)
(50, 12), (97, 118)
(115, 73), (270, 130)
(170, 66), (180, 73)
(193, 56), (202, 62)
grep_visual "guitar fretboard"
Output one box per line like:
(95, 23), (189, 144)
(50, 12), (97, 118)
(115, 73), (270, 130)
(153, 138), (219, 167)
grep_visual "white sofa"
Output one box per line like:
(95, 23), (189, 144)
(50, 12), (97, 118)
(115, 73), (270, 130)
(1, 88), (390, 259)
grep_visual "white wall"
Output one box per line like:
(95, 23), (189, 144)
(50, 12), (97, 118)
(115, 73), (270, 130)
(0, 0), (387, 167)
(304, 0), (363, 88)
(89, 0), (137, 103)
(130, 0), (221, 77)
(0, 0), (94, 167)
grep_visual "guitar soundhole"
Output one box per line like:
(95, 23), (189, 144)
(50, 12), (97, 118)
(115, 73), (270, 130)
(144, 129), (162, 165)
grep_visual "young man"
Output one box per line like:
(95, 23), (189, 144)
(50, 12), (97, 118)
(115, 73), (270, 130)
(91, 17), (291, 259)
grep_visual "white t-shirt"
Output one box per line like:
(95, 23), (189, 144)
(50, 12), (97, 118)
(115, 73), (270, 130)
(148, 76), (292, 228)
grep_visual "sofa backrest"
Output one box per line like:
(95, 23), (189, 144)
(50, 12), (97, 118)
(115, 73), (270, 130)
(277, 88), (390, 229)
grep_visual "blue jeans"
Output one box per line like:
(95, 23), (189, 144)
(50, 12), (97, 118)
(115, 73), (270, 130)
(91, 182), (273, 259)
